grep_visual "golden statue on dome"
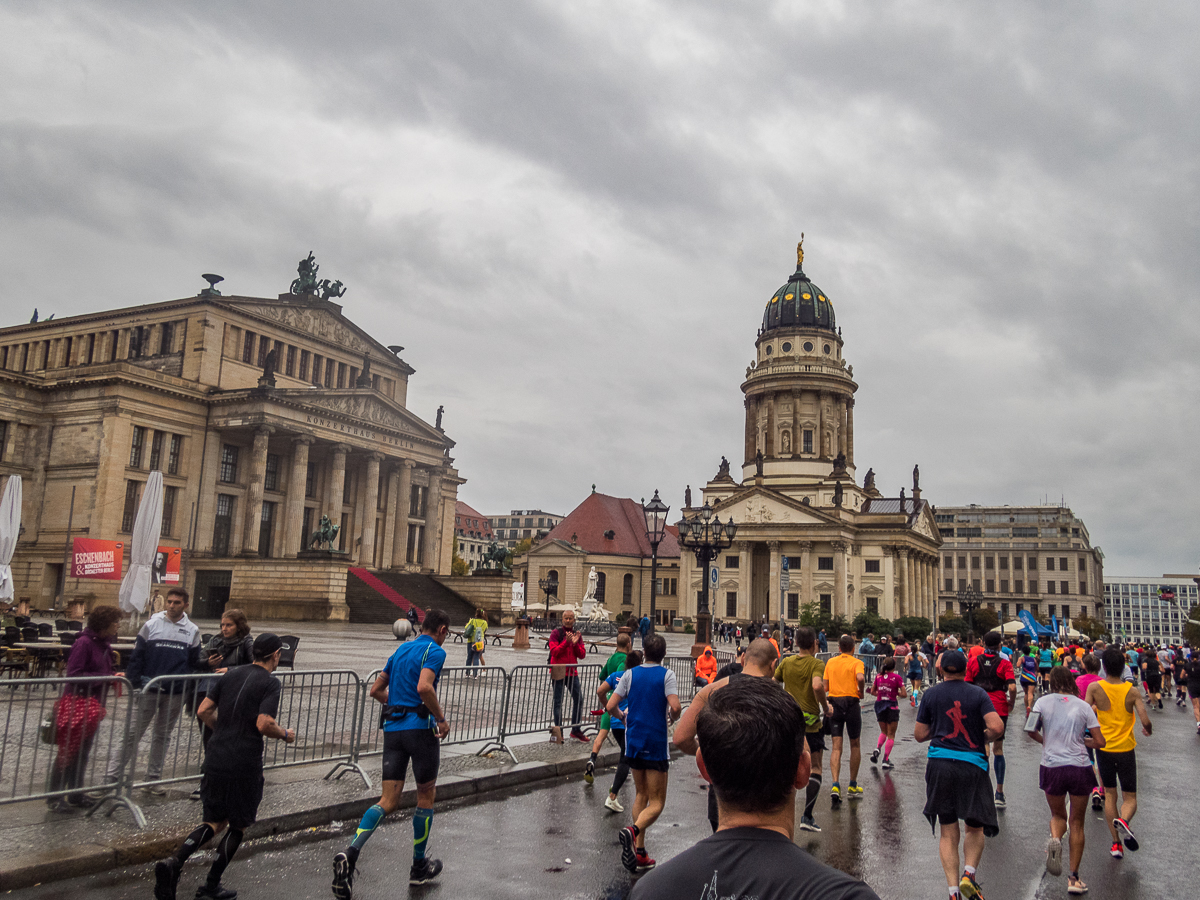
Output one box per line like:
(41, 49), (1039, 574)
(796, 233), (805, 268)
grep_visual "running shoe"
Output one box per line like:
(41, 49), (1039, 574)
(618, 825), (638, 872)
(1045, 836), (1063, 876)
(331, 851), (354, 900)
(1090, 788), (1103, 811)
(829, 784), (841, 805)
(604, 795), (624, 813)
(1109, 841), (1123, 859)
(847, 784), (863, 798)
(799, 815), (821, 832)
(881, 759), (894, 770)
(155, 858), (182, 900)
(584, 760), (595, 784)
(994, 790), (1006, 808)
(1067, 876), (1088, 894)
(634, 850), (656, 872)
(569, 728), (589, 743)
(1114, 817), (1138, 851)
(870, 748), (879, 765)
(959, 873), (985, 900)
(1157, 700), (1163, 710)
(409, 858), (443, 885)
(194, 885), (237, 900)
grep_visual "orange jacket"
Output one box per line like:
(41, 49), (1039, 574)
(695, 646), (719, 684)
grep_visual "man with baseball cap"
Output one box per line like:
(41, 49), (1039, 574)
(154, 633), (296, 900)
(915, 649), (1004, 900)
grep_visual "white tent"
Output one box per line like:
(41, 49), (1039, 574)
(119, 471), (163, 615)
(990, 620), (1082, 639)
(0, 476), (21, 601)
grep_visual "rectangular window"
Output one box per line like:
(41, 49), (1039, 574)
(337, 362), (347, 388)
(1046, 557), (1055, 571)
(972, 579), (981, 592)
(410, 485), (423, 517)
(1047, 581), (1056, 594)
(865, 559), (880, 573)
(1028, 557), (1037, 570)
(167, 435), (182, 475)
(264, 453), (281, 492)
(149, 431), (163, 470)
(285, 345), (296, 377)
(257, 337), (269, 367)
(324, 360), (334, 388)
(820, 594), (831, 616)
(958, 578), (967, 591)
(302, 507), (313, 550)
(1080, 581), (1087, 595)
(219, 444), (239, 483)
(999, 556), (1008, 570)
(214, 495), (234, 556)
(945, 578), (953, 591)
(943, 555), (953, 569)
(725, 556), (739, 569)
(1000, 579), (1009, 593)
(258, 501), (276, 558)
(1015, 579), (1023, 593)
(986, 579), (995, 593)
(160, 321), (175, 354)
(971, 556), (980, 569)
(957, 555), (967, 569)
(121, 481), (141, 532)
(1014, 556), (1023, 570)
(1061, 580), (1069, 595)
(242, 331), (255, 363)
(372, 373), (381, 391)
(802, 429), (813, 454)
(299, 350), (311, 381)
(1048, 604), (1057, 617)
(817, 556), (833, 570)
(343, 471), (353, 506)
(311, 355), (322, 385)
(727, 592), (738, 617)
(129, 426), (146, 468)
(1078, 558), (1087, 573)
(161, 485), (177, 536)
(1061, 604), (1071, 620)
(985, 556), (995, 570)
(1059, 557), (1069, 570)
(1000, 602), (1009, 617)
(305, 461), (316, 498)
(788, 592), (799, 618)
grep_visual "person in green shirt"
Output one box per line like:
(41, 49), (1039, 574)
(774, 626), (828, 833)
(585, 632), (632, 785)
(464, 610), (488, 670)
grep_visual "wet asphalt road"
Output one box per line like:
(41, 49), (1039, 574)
(13, 695), (1198, 900)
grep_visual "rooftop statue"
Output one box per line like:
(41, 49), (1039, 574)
(863, 468), (876, 491)
(796, 232), (805, 268)
(913, 464), (920, 492)
(291, 252), (320, 295)
(318, 279), (346, 300)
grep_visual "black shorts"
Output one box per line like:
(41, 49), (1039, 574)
(828, 697), (862, 740)
(805, 730), (827, 753)
(922, 758), (999, 837)
(201, 772), (264, 830)
(874, 701), (900, 725)
(381, 727), (440, 784)
(1095, 749), (1137, 793)
(1189, 682), (1200, 700)
(1145, 675), (1162, 693)
(622, 755), (669, 772)
(1039, 667), (1052, 676)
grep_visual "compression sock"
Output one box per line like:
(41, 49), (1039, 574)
(804, 774), (821, 817)
(590, 751), (598, 763)
(205, 828), (242, 889)
(412, 807), (433, 861)
(884, 738), (894, 760)
(611, 760), (630, 794)
(175, 823), (215, 863)
(964, 865), (977, 878)
(875, 733), (886, 749)
(350, 804), (386, 854)
(994, 755), (1006, 787)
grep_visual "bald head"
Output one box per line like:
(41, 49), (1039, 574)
(745, 638), (779, 672)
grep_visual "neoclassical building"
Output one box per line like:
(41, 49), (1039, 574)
(679, 242), (942, 627)
(0, 267), (461, 620)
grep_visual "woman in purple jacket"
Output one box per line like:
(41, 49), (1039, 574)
(48, 605), (123, 811)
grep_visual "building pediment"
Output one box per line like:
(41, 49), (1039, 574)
(912, 503), (941, 544)
(291, 391), (446, 443)
(714, 487), (842, 527)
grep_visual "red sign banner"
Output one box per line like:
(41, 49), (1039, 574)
(71, 538), (124, 580)
(154, 546), (181, 584)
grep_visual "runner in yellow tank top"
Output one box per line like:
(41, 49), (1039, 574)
(1084, 649), (1152, 861)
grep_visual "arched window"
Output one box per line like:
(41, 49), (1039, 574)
(596, 572), (606, 601)
(548, 570), (559, 596)
(622, 574), (633, 605)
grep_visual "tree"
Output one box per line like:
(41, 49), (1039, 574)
(1072, 614), (1107, 641)
(1184, 604), (1200, 646)
(450, 536), (468, 576)
(937, 615), (968, 637)
(504, 538), (532, 570)
(893, 616), (933, 643)
(850, 609), (893, 640)
(798, 602), (848, 641)
(971, 607), (1000, 635)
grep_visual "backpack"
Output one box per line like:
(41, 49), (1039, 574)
(973, 652), (1005, 694)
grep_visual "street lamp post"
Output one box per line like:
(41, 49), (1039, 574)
(677, 501), (736, 655)
(956, 584), (982, 640)
(539, 575), (558, 623)
(642, 490), (670, 635)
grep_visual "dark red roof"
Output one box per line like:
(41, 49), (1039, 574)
(542, 492), (680, 559)
(454, 500), (493, 539)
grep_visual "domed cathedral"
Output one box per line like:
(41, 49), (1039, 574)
(679, 239), (942, 631)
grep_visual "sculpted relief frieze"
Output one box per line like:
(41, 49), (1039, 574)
(237, 304), (369, 353)
(302, 394), (416, 433)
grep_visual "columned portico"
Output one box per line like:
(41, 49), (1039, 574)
(392, 460), (415, 568)
(381, 465), (400, 569)
(767, 540), (781, 622)
(283, 436), (313, 557)
(241, 426), (274, 556)
(423, 468), (444, 573)
(360, 453), (382, 567)
(897, 547), (910, 618)
(327, 443), (350, 529)
(832, 540), (847, 618)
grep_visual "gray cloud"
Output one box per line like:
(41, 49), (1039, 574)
(2, 1), (1197, 574)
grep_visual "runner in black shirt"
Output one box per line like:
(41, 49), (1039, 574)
(154, 634), (296, 900)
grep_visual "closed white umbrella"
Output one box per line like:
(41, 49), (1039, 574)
(0, 475), (21, 601)
(119, 471), (163, 614)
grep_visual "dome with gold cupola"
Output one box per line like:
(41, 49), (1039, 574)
(760, 237), (836, 334)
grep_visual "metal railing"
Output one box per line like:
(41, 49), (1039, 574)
(499, 664), (603, 756)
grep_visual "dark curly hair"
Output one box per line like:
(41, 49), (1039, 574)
(87, 605), (124, 633)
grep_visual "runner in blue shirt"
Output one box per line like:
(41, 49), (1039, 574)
(332, 609), (452, 895)
(596, 650), (643, 813)
(607, 633), (681, 874)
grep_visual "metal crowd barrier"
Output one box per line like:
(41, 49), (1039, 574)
(0, 676), (139, 821)
(355, 665), (510, 762)
(499, 664), (603, 757)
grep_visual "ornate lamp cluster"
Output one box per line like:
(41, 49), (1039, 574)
(641, 490), (671, 633)
(676, 502), (738, 646)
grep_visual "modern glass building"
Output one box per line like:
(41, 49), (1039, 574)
(1103, 575), (1198, 645)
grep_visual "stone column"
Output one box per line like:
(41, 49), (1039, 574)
(815, 391), (825, 458)
(392, 460), (415, 567)
(832, 540), (847, 618)
(837, 398), (847, 458)
(326, 444), (350, 526)
(241, 426), (274, 555)
(846, 398), (855, 468)
(359, 453), (382, 568)
(283, 436), (313, 558)
(744, 397), (755, 466)
(381, 465), (400, 569)
(764, 394), (775, 457)
(798, 541), (813, 611)
(423, 468), (443, 572)
(737, 541), (751, 620)
(767, 540), (781, 622)
(897, 547), (910, 618)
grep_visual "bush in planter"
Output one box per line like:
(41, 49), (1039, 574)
(684, 622), (694, 634)
(614, 611), (627, 626)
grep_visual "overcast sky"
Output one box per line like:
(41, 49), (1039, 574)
(3, 2), (1197, 576)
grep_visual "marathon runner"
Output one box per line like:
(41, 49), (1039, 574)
(772, 627), (828, 832)
(1018, 645), (1040, 712)
(1171, 649), (1187, 707)
(965, 632), (1017, 808)
(1073, 654), (1106, 811)
(1184, 649), (1200, 733)
(1083, 648), (1153, 861)
(1140, 651), (1163, 711)
(905, 644), (927, 707)
(595, 650), (642, 812)
(1037, 640), (1054, 694)
(331, 608), (451, 896)
(867, 657), (903, 769)
(824, 634), (866, 805)
(585, 632), (631, 786)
